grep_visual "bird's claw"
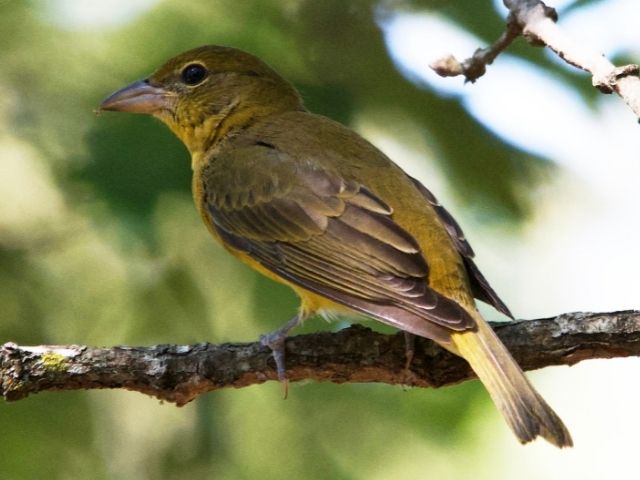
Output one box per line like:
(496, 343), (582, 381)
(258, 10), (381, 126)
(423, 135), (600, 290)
(260, 314), (304, 398)
(403, 331), (416, 374)
(260, 331), (290, 399)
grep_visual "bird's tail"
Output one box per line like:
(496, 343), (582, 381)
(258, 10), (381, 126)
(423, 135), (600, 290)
(450, 311), (572, 448)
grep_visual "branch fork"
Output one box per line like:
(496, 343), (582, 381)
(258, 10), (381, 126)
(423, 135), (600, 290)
(430, 0), (640, 119)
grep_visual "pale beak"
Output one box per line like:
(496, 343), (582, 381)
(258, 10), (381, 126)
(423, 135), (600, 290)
(98, 80), (174, 115)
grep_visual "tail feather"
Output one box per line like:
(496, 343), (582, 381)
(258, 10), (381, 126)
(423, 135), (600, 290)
(450, 312), (572, 448)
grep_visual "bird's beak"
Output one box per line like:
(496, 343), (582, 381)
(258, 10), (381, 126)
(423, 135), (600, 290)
(98, 80), (174, 115)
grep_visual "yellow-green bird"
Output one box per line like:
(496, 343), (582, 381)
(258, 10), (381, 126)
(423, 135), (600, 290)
(100, 45), (571, 447)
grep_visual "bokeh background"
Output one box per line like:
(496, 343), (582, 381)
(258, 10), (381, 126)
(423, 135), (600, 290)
(1, 0), (639, 478)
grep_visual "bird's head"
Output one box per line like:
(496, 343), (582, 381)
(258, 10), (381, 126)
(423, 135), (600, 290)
(99, 45), (304, 155)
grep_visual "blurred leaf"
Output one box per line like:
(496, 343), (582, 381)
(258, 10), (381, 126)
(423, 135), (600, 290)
(76, 115), (190, 229)
(437, 0), (507, 43)
(561, 0), (608, 15)
(0, 393), (106, 479)
(0, 247), (46, 343)
(296, 82), (356, 125)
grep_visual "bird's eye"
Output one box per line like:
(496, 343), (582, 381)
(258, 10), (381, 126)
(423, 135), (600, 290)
(181, 63), (208, 85)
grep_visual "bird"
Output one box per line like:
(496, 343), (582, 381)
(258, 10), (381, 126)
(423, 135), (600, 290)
(99, 45), (572, 447)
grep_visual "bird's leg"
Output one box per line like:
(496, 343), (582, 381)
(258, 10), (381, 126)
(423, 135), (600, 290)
(260, 314), (303, 398)
(403, 331), (416, 372)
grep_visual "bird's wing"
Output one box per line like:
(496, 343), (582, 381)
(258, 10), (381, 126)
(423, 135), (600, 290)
(408, 176), (513, 318)
(201, 144), (475, 341)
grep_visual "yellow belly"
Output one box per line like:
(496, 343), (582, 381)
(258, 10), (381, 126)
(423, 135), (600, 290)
(232, 247), (350, 316)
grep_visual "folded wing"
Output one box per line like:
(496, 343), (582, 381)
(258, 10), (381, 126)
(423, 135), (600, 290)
(202, 144), (476, 341)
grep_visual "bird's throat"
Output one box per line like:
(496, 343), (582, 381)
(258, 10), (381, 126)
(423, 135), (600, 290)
(170, 100), (263, 163)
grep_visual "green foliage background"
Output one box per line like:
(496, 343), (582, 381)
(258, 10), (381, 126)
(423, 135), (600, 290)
(0, 1), (612, 479)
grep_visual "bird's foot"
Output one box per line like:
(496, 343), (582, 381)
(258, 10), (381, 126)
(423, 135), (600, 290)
(260, 330), (289, 397)
(403, 331), (416, 374)
(260, 314), (303, 399)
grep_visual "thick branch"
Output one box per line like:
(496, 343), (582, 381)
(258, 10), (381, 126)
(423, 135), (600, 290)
(430, 0), (640, 119)
(2, 310), (639, 406)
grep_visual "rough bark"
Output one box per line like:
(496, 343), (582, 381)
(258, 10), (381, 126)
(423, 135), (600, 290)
(2, 310), (639, 406)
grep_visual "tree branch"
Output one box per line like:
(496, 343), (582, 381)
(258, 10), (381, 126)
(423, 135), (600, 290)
(430, 0), (640, 120)
(2, 310), (639, 406)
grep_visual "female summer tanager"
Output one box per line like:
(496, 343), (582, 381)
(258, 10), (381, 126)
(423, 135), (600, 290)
(99, 45), (571, 447)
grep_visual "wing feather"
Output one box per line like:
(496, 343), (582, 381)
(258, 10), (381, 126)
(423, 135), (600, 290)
(408, 175), (513, 318)
(203, 146), (476, 338)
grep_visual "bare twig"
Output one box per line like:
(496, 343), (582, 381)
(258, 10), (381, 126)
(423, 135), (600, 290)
(430, 13), (522, 83)
(430, 0), (640, 119)
(2, 310), (639, 406)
